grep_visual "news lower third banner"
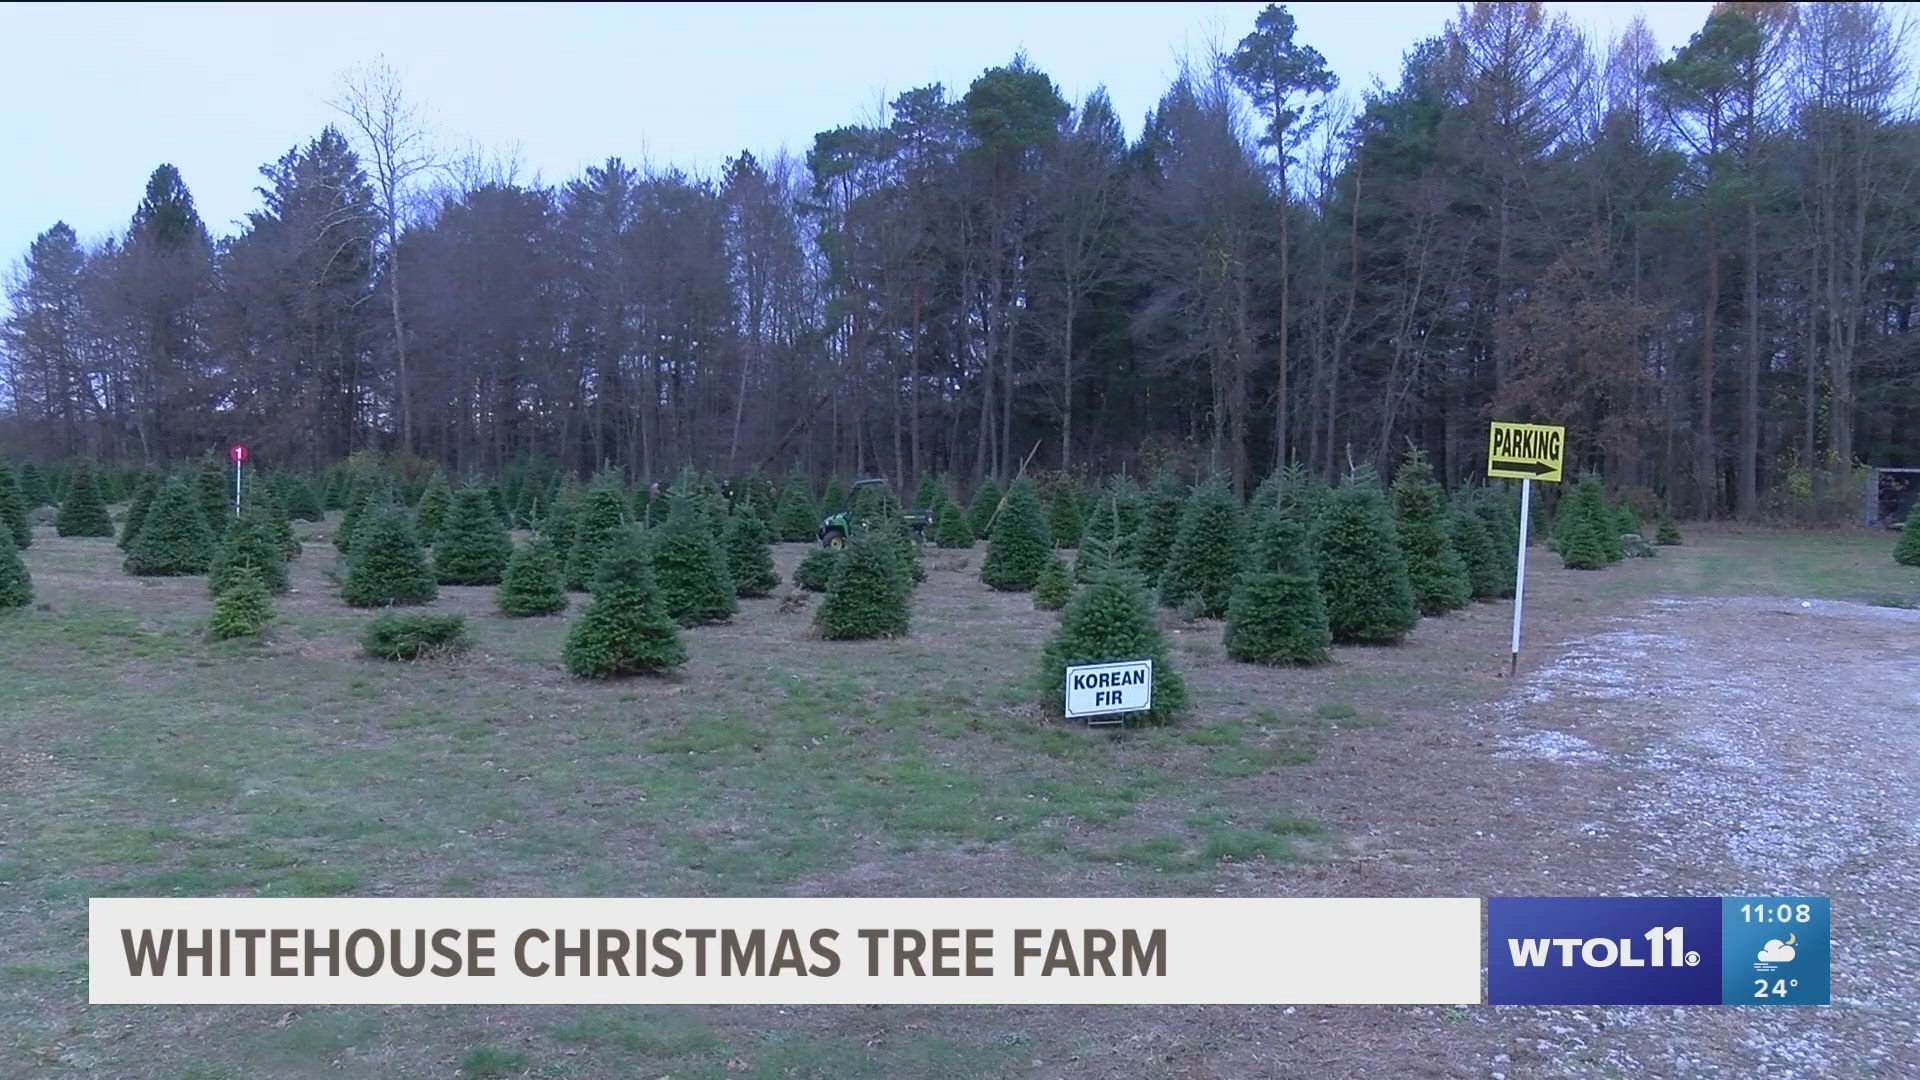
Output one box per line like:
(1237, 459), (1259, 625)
(90, 897), (1481, 1005)
(89, 895), (1830, 1005)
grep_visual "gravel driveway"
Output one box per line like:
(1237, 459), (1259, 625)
(1483, 596), (1920, 1078)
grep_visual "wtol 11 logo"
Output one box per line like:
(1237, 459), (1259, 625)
(1487, 897), (1830, 1006)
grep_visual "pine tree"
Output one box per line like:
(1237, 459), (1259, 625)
(54, 460), (112, 537)
(1158, 479), (1243, 617)
(1472, 488), (1521, 597)
(208, 566), (272, 640)
(980, 478), (1050, 591)
(564, 535), (687, 678)
(1558, 477), (1612, 570)
(321, 469), (347, 510)
(0, 463), (33, 550)
(1130, 475), (1187, 583)
(342, 509), (437, 607)
(496, 540), (569, 616)
(912, 473), (941, 513)
(194, 457), (231, 539)
(334, 477), (377, 554)
(285, 475), (325, 522)
(1048, 485), (1085, 548)
(967, 478), (1002, 539)
(1895, 510), (1920, 567)
(725, 506), (780, 597)
(414, 472), (453, 545)
(436, 486), (514, 585)
(821, 477), (848, 524)
(650, 497), (736, 626)
(1316, 481), (1419, 644)
(793, 548), (840, 591)
(124, 478), (215, 576)
(816, 532), (911, 639)
(1039, 571), (1185, 723)
(258, 486), (300, 560)
(209, 503), (289, 596)
(1391, 450), (1471, 615)
(1033, 553), (1073, 610)
(933, 494), (974, 548)
(540, 474), (585, 567)
(116, 473), (159, 551)
(1655, 508), (1683, 546)
(773, 474), (819, 542)
(0, 527), (31, 609)
(1594, 484), (1624, 563)
(17, 462), (50, 508)
(1614, 501), (1642, 538)
(1450, 504), (1503, 600)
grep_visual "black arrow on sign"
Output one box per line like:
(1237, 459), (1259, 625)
(1490, 459), (1555, 475)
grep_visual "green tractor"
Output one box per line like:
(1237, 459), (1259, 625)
(817, 478), (933, 549)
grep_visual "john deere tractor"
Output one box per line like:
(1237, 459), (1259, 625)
(817, 478), (933, 548)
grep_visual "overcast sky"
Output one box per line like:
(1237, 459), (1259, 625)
(2, 1), (1717, 266)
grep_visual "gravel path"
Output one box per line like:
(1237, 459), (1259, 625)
(1489, 596), (1920, 1077)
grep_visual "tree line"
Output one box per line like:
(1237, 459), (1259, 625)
(3, 2), (1915, 519)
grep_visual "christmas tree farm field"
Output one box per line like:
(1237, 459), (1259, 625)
(0, 519), (1915, 1078)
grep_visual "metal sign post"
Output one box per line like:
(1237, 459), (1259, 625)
(229, 444), (247, 513)
(1488, 422), (1565, 675)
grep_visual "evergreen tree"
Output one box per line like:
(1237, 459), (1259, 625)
(484, 485), (512, 528)
(54, 460), (112, 537)
(208, 503), (289, 596)
(933, 494), (974, 548)
(321, 469), (347, 510)
(414, 472), (453, 545)
(1655, 508), (1683, 545)
(116, 473), (159, 551)
(124, 478), (215, 576)
(1157, 479), (1243, 617)
(1391, 450), (1471, 615)
(0, 527), (30, 609)
(1048, 484), (1085, 548)
(1897, 510), (1920, 567)
(1033, 552), (1073, 610)
(1450, 504), (1504, 601)
(1472, 487), (1522, 597)
(1593, 483), (1624, 563)
(17, 462), (50, 507)
(1316, 481), (1419, 644)
(725, 506), (780, 597)
(912, 473), (941, 512)
(773, 474), (819, 541)
(967, 477), (1002, 539)
(284, 475), (325, 522)
(1224, 512), (1331, 666)
(794, 548), (840, 591)
(436, 486), (514, 585)
(820, 477), (848, 524)
(1614, 501), (1642, 538)
(540, 474), (586, 567)
(334, 477), (377, 554)
(342, 509), (437, 606)
(208, 566), (272, 640)
(1038, 571), (1185, 723)
(693, 471), (729, 537)
(1558, 477), (1612, 570)
(258, 485), (300, 560)
(564, 535), (687, 678)
(650, 498), (736, 626)
(816, 532), (911, 639)
(1109, 477), (1146, 539)
(980, 478), (1050, 591)
(0, 463), (33, 549)
(194, 457), (231, 539)
(1130, 475), (1187, 583)
(496, 540), (569, 616)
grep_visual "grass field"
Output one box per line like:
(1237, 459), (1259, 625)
(2, 516), (1915, 1078)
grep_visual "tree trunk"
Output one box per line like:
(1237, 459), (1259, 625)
(1273, 160), (1291, 471)
(1696, 212), (1720, 520)
(1737, 196), (1759, 519)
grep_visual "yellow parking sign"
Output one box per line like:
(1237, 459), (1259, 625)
(1487, 422), (1564, 483)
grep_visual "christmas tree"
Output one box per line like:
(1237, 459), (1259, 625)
(816, 532), (911, 639)
(342, 509), (437, 607)
(564, 535), (687, 677)
(124, 477), (215, 576)
(1038, 571), (1185, 723)
(1316, 480), (1419, 644)
(54, 460), (113, 537)
(435, 485), (514, 585)
(980, 478), (1050, 591)
(496, 540), (569, 616)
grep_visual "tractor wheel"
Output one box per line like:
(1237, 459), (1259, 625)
(823, 529), (847, 550)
